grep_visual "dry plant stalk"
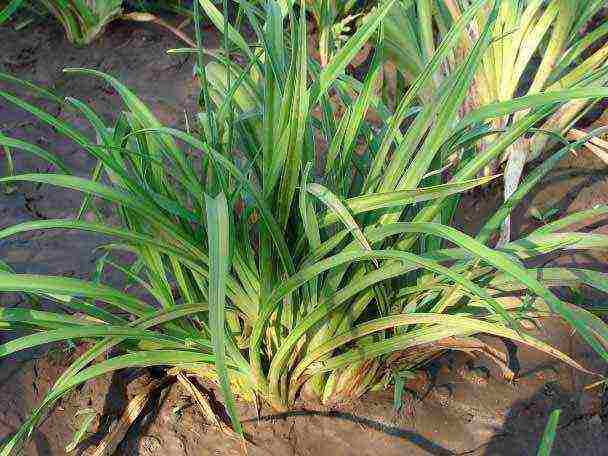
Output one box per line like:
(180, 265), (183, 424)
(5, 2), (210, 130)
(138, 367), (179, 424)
(121, 12), (196, 47)
(87, 377), (170, 456)
(173, 370), (245, 447)
(175, 372), (225, 429)
(566, 128), (608, 165)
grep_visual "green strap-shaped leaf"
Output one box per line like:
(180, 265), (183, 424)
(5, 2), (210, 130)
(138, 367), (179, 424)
(307, 183), (376, 264)
(537, 409), (561, 456)
(196, 0), (253, 59)
(0, 272), (150, 316)
(65, 408), (97, 452)
(205, 192), (243, 436)
(0, 0), (24, 24)
(311, 0), (396, 104)
(0, 135), (71, 174)
(0, 326), (193, 359)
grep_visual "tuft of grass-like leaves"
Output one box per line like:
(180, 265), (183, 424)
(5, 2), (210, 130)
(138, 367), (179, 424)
(384, 0), (608, 241)
(0, 0), (195, 45)
(1, 0), (608, 452)
(1, 0), (123, 44)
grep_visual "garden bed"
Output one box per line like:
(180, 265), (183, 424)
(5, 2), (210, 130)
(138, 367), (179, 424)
(1, 12), (608, 456)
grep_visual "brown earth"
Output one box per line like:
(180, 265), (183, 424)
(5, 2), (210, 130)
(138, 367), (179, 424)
(1, 13), (608, 456)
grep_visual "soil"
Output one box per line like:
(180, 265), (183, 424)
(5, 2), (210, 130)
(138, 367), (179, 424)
(1, 13), (608, 456)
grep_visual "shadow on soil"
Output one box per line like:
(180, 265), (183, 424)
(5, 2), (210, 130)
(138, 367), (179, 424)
(250, 410), (455, 456)
(481, 383), (607, 456)
(0, 352), (53, 456)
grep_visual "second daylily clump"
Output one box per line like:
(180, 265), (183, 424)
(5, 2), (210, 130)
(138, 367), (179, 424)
(0, 0), (195, 45)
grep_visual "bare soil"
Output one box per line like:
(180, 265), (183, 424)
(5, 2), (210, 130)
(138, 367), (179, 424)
(1, 15), (608, 456)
